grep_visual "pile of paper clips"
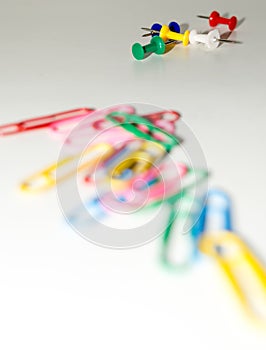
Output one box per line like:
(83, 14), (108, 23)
(0, 104), (265, 326)
(132, 10), (242, 60)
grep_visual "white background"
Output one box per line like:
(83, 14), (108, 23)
(1, 0), (266, 349)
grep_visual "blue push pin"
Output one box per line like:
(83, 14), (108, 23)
(141, 21), (180, 37)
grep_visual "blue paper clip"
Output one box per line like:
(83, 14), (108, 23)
(187, 188), (231, 249)
(202, 188), (232, 233)
(67, 197), (107, 228)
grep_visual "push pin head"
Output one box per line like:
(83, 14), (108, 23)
(142, 21), (180, 37)
(189, 29), (242, 49)
(189, 29), (220, 49)
(132, 36), (166, 60)
(151, 21), (180, 36)
(197, 11), (238, 31)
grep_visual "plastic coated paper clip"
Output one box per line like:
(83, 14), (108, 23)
(199, 190), (266, 323)
(105, 112), (180, 152)
(20, 143), (114, 193)
(0, 108), (95, 136)
(161, 193), (206, 270)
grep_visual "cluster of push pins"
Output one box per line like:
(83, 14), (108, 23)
(132, 11), (242, 60)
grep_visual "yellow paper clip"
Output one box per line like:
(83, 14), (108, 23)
(20, 143), (114, 193)
(199, 231), (266, 324)
(111, 140), (165, 178)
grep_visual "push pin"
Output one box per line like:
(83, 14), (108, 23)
(141, 25), (190, 46)
(197, 11), (238, 31)
(132, 36), (176, 60)
(142, 21), (180, 37)
(189, 29), (241, 49)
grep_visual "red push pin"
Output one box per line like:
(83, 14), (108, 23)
(197, 11), (237, 31)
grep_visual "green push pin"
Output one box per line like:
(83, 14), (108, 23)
(132, 36), (166, 60)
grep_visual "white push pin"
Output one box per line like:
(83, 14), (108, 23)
(189, 29), (240, 49)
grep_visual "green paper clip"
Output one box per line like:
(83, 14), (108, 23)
(105, 111), (180, 152)
(158, 168), (209, 271)
(161, 193), (206, 271)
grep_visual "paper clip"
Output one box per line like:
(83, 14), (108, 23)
(20, 143), (114, 193)
(110, 141), (165, 179)
(85, 154), (187, 213)
(51, 108), (180, 151)
(202, 188), (232, 232)
(55, 105), (135, 136)
(0, 108), (95, 136)
(91, 109), (180, 135)
(199, 232), (266, 323)
(85, 140), (164, 197)
(68, 143), (151, 224)
(51, 104), (136, 136)
(161, 193), (207, 270)
(142, 110), (181, 134)
(113, 161), (188, 207)
(149, 166), (209, 207)
(85, 139), (147, 185)
(67, 196), (108, 227)
(84, 143), (131, 183)
(110, 162), (208, 210)
(199, 190), (266, 322)
(59, 105), (136, 150)
(105, 112), (180, 152)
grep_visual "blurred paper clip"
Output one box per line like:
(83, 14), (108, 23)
(0, 108), (95, 136)
(161, 193), (206, 270)
(110, 140), (165, 179)
(105, 111), (180, 152)
(199, 189), (266, 323)
(20, 143), (114, 193)
(114, 161), (189, 208)
(142, 110), (181, 134)
(199, 231), (266, 323)
(51, 104), (136, 140)
(202, 189), (232, 232)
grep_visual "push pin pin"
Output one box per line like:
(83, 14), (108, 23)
(132, 36), (176, 60)
(141, 25), (190, 46)
(142, 21), (180, 37)
(189, 29), (241, 49)
(197, 11), (238, 31)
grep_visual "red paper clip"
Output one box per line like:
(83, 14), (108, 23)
(0, 108), (95, 136)
(144, 110), (181, 133)
(143, 110), (181, 123)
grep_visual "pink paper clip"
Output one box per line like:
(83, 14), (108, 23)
(98, 160), (188, 210)
(0, 108), (95, 136)
(122, 161), (188, 205)
(60, 105), (137, 151)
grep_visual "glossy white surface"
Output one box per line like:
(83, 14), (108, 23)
(0, 0), (266, 349)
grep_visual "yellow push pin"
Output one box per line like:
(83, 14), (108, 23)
(141, 24), (190, 46)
